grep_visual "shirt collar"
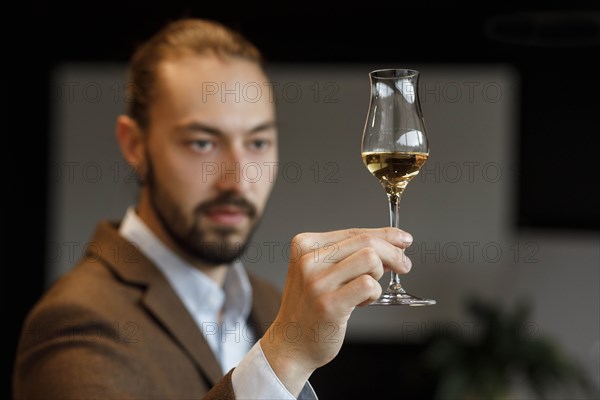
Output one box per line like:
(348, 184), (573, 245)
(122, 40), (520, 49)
(118, 206), (252, 323)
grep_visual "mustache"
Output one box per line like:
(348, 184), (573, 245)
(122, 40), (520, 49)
(196, 192), (257, 218)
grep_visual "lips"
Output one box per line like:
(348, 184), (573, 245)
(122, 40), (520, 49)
(196, 193), (257, 227)
(203, 205), (249, 225)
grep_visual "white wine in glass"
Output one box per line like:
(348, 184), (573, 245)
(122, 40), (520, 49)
(361, 68), (435, 306)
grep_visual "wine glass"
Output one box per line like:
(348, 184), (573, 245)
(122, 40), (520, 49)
(361, 68), (435, 306)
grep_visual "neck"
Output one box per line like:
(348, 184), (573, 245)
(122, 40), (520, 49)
(136, 190), (228, 286)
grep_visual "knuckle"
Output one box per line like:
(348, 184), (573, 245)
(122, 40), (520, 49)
(358, 274), (371, 287)
(292, 232), (308, 248)
(361, 247), (380, 267)
(372, 262), (385, 280)
(358, 275), (377, 292)
(297, 253), (314, 270)
(385, 227), (412, 247)
(357, 233), (376, 248)
(384, 227), (399, 242)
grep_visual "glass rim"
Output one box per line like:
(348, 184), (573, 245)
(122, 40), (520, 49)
(369, 68), (419, 79)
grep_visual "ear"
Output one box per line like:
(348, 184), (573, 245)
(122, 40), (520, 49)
(116, 115), (146, 178)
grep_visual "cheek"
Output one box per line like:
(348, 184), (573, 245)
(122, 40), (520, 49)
(254, 149), (278, 185)
(154, 153), (210, 204)
(252, 170), (276, 209)
(172, 165), (212, 200)
(157, 145), (199, 183)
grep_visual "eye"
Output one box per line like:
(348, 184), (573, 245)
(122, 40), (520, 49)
(190, 140), (215, 153)
(248, 138), (271, 152)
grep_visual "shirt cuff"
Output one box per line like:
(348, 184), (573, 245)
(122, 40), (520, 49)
(231, 341), (318, 400)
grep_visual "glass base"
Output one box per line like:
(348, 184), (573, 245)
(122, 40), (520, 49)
(370, 286), (436, 306)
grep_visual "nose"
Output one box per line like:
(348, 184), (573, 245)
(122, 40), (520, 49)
(214, 147), (251, 194)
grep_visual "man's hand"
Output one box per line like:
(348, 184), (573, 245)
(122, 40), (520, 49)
(260, 227), (413, 396)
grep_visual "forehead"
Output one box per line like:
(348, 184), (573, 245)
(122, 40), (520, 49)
(153, 53), (275, 127)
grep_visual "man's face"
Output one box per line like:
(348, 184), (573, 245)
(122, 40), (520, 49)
(141, 54), (277, 264)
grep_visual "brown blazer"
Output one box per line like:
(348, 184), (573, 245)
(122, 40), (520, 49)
(13, 221), (282, 399)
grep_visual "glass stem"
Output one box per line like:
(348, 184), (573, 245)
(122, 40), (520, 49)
(387, 193), (405, 293)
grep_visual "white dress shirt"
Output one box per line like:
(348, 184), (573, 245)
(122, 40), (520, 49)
(119, 207), (317, 399)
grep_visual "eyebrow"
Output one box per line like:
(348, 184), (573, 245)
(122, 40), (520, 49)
(179, 121), (277, 136)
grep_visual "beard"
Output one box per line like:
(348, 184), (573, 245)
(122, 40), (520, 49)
(144, 154), (260, 265)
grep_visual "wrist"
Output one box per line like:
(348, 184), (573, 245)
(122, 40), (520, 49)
(260, 332), (314, 397)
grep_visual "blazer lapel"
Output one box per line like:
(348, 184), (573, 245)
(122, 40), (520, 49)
(142, 280), (223, 385)
(89, 221), (224, 386)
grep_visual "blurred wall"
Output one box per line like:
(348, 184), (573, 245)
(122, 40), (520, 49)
(47, 63), (599, 391)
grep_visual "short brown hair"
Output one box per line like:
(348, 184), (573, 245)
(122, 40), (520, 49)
(126, 18), (262, 130)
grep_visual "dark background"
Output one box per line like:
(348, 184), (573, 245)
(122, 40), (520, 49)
(7, 1), (600, 398)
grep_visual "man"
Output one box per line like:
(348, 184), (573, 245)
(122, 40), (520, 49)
(13, 18), (414, 399)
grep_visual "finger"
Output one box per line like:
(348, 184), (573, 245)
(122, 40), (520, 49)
(293, 227), (413, 251)
(328, 275), (382, 311)
(311, 248), (385, 293)
(310, 234), (412, 275)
